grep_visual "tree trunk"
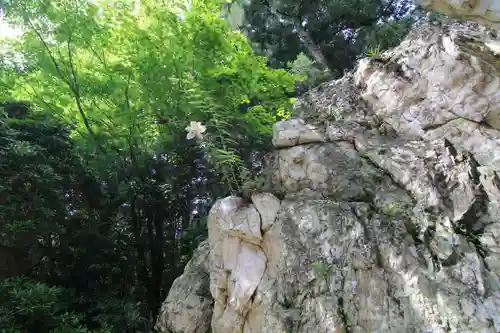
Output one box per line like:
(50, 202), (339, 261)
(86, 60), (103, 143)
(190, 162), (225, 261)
(295, 24), (330, 71)
(130, 196), (151, 319)
(145, 203), (165, 321)
(260, 0), (330, 71)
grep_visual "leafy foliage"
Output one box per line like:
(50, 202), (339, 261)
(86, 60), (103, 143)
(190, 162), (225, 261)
(237, 0), (420, 82)
(360, 15), (417, 55)
(0, 277), (110, 333)
(3, 0), (296, 190)
(286, 52), (333, 94)
(0, 101), (150, 332)
(0, 0), (298, 331)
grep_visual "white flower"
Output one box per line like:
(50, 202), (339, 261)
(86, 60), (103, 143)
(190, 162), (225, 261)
(185, 121), (206, 140)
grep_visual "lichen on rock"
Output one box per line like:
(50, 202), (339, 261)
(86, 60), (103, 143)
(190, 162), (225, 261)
(157, 19), (500, 333)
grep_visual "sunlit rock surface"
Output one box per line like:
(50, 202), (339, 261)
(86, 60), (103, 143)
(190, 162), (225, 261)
(418, 0), (500, 29)
(157, 21), (500, 333)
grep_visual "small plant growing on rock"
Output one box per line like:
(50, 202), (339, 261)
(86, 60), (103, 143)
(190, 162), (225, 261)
(454, 223), (488, 258)
(380, 203), (398, 216)
(239, 168), (267, 198)
(311, 261), (332, 280)
(379, 202), (409, 217)
(365, 45), (381, 58)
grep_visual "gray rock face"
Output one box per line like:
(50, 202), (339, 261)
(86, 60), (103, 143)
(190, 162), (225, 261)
(155, 240), (213, 333)
(417, 0), (500, 29)
(157, 22), (500, 333)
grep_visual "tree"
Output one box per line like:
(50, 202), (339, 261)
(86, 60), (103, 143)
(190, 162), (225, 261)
(239, 0), (417, 76)
(0, 101), (146, 332)
(0, 0), (298, 330)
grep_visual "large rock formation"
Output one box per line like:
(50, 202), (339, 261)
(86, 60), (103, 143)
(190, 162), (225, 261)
(156, 20), (500, 333)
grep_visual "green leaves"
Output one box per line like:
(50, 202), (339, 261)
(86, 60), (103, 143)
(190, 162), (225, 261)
(241, 0), (417, 79)
(0, 2), (298, 331)
(3, 0), (297, 176)
(0, 277), (117, 333)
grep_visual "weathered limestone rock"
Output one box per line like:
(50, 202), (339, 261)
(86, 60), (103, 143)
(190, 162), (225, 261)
(158, 21), (500, 333)
(272, 118), (325, 148)
(417, 0), (500, 29)
(251, 193), (280, 232)
(207, 196), (278, 333)
(155, 240), (213, 333)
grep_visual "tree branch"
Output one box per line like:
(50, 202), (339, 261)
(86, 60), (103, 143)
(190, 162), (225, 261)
(261, 0), (297, 21)
(66, 34), (96, 137)
(27, 19), (72, 87)
(25, 13), (106, 153)
(260, 0), (330, 70)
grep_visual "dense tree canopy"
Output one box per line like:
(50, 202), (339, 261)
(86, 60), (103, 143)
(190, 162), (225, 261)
(0, 0), (426, 332)
(229, 0), (420, 81)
